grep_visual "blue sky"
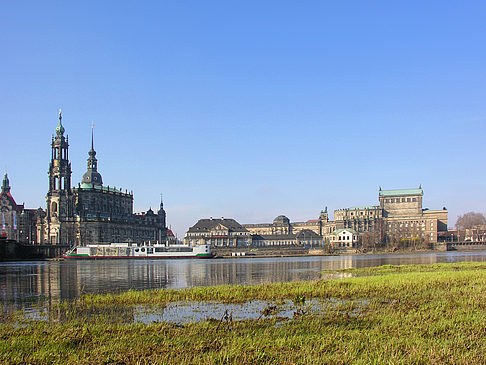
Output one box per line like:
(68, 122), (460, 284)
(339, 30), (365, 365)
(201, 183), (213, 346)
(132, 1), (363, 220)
(1, 1), (485, 238)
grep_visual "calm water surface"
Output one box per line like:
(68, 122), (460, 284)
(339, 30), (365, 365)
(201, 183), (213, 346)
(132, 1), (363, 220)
(2, 250), (486, 311)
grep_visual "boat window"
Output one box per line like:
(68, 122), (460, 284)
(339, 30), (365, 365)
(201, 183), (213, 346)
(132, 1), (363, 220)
(141, 248), (145, 252)
(168, 247), (193, 252)
(135, 248), (139, 252)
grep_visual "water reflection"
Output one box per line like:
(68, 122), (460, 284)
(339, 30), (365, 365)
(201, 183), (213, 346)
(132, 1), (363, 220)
(1, 250), (486, 311)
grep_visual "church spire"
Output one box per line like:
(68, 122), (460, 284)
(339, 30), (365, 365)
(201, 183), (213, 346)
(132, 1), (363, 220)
(90, 122), (95, 152)
(82, 123), (103, 186)
(55, 108), (65, 136)
(2, 172), (10, 194)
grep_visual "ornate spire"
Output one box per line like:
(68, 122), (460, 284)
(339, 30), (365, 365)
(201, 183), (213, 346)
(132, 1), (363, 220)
(2, 172), (10, 194)
(160, 193), (164, 209)
(82, 123), (103, 186)
(55, 108), (65, 136)
(90, 122), (95, 152)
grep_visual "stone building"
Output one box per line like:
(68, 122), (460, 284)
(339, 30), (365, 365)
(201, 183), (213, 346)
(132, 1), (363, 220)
(251, 229), (323, 247)
(334, 206), (382, 233)
(378, 187), (447, 244)
(184, 218), (252, 247)
(0, 173), (41, 243)
(233, 187), (447, 247)
(0, 173), (23, 240)
(244, 210), (330, 237)
(37, 111), (167, 245)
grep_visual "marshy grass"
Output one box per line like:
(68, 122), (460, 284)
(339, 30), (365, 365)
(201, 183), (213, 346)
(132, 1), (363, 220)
(2, 262), (486, 364)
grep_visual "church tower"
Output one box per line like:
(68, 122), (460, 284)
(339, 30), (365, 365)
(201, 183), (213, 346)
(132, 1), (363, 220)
(157, 195), (167, 242)
(45, 109), (75, 244)
(82, 124), (103, 185)
(2, 173), (10, 194)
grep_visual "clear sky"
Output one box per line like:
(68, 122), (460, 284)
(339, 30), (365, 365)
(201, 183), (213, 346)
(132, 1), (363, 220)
(1, 1), (485, 238)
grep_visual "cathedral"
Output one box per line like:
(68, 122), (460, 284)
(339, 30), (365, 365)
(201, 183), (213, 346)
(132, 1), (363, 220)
(36, 110), (167, 245)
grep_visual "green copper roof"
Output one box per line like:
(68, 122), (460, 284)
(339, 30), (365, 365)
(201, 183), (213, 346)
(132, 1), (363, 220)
(379, 188), (423, 197)
(79, 183), (127, 194)
(338, 206), (379, 211)
(333, 228), (358, 235)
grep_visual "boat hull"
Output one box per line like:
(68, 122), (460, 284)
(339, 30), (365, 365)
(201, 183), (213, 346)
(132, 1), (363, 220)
(62, 253), (214, 259)
(62, 243), (214, 260)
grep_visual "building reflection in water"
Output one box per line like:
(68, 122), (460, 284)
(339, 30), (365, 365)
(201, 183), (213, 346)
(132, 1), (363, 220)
(1, 250), (486, 312)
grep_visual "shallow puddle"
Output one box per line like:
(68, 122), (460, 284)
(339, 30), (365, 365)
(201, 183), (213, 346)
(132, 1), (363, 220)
(134, 299), (316, 324)
(13, 298), (367, 325)
(136, 297), (367, 324)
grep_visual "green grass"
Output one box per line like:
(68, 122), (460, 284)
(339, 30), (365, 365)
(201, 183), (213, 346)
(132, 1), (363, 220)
(2, 262), (486, 364)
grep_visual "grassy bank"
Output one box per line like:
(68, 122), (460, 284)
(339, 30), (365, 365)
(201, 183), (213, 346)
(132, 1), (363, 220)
(2, 262), (486, 364)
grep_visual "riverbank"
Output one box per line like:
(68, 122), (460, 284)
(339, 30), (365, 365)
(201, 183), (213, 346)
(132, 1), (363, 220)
(211, 245), (449, 258)
(2, 262), (486, 363)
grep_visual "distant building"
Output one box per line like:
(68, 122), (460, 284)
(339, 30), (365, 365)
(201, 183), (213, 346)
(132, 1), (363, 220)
(243, 210), (330, 245)
(463, 226), (486, 242)
(184, 218), (252, 247)
(330, 228), (359, 249)
(236, 186), (448, 246)
(0, 173), (42, 243)
(378, 187), (447, 244)
(36, 111), (167, 245)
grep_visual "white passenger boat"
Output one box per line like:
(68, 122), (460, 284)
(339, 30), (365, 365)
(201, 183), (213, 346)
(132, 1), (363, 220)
(62, 242), (213, 259)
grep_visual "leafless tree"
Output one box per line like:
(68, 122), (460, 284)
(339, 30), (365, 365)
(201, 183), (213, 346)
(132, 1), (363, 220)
(456, 212), (486, 241)
(456, 212), (486, 230)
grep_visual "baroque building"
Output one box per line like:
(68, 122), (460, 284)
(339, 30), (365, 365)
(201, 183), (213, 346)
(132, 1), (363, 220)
(184, 218), (252, 247)
(0, 173), (42, 243)
(37, 111), (167, 245)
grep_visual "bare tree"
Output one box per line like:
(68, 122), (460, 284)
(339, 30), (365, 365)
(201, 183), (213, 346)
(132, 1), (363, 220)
(456, 212), (486, 230)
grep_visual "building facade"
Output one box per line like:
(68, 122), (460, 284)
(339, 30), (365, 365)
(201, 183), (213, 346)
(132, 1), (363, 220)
(0, 173), (41, 243)
(378, 187), (448, 244)
(37, 111), (167, 245)
(184, 218), (252, 247)
(330, 229), (359, 248)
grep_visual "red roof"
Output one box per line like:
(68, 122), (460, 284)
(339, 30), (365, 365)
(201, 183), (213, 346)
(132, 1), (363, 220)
(0, 192), (23, 213)
(167, 229), (175, 237)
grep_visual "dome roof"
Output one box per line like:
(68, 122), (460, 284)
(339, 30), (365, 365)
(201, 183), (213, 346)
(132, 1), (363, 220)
(56, 110), (65, 135)
(82, 170), (103, 185)
(55, 122), (65, 135)
(273, 215), (290, 224)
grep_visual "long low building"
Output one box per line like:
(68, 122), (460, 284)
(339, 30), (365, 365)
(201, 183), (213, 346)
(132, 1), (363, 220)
(184, 218), (252, 247)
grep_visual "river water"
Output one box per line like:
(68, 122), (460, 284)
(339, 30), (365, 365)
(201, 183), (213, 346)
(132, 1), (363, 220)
(2, 250), (486, 311)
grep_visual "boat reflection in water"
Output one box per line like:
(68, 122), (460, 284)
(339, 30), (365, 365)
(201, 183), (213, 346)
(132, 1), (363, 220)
(2, 250), (486, 312)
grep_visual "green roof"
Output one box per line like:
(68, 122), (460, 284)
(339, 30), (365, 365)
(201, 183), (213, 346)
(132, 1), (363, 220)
(333, 228), (358, 235)
(337, 206), (379, 211)
(79, 183), (128, 194)
(379, 188), (423, 197)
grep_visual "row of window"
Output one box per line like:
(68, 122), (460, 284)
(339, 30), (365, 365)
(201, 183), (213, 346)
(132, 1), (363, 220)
(385, 197), (417, 203)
